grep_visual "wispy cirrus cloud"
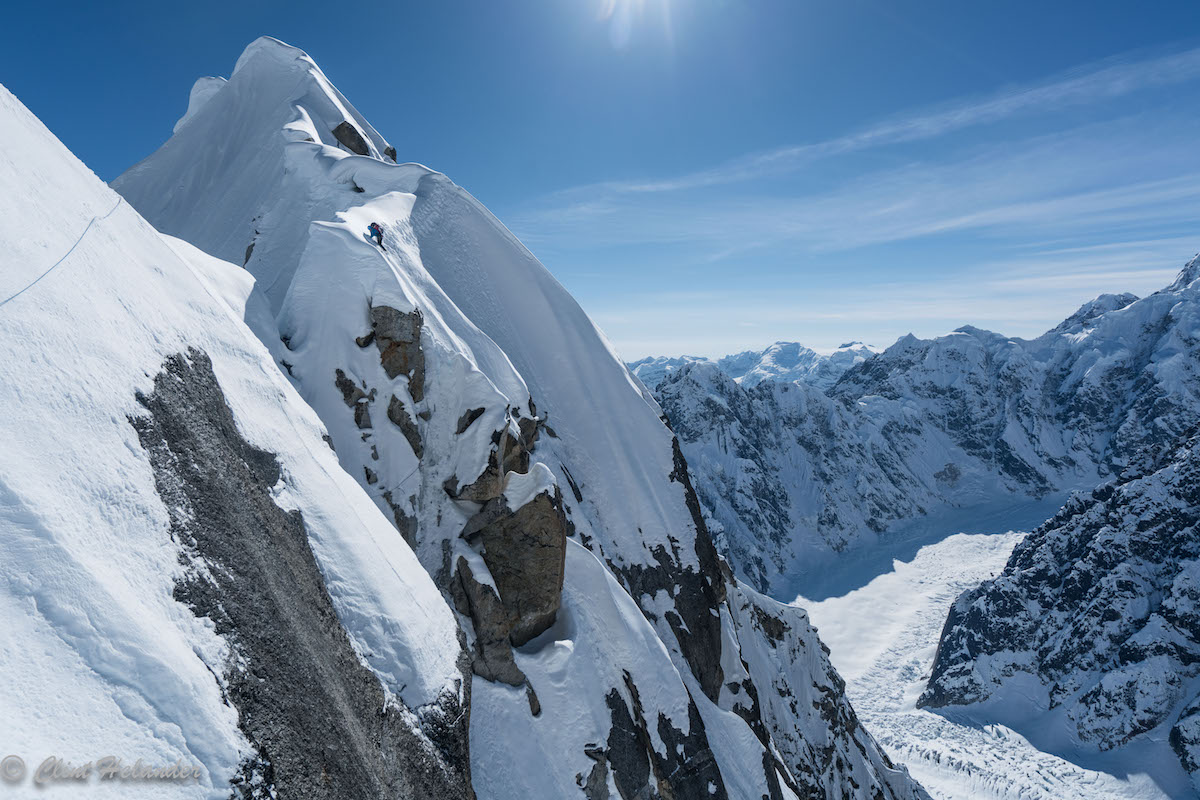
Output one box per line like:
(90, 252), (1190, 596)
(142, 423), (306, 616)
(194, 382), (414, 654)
(517, 113), (1200, 257)
(546, 44), (1200, 198)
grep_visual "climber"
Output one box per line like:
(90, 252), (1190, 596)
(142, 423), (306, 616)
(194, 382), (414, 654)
(368, 222), (385, 250)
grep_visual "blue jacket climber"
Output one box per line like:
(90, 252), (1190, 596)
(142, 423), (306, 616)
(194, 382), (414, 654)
(368, 222), (384, 248)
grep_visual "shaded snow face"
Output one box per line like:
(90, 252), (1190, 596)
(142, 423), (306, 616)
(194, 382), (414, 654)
(109, 36), (929, 800)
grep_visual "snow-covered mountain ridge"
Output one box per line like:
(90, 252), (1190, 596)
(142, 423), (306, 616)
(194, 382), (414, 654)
(629, 340), (879, 392)
(0, 79), (470, 799)
(14, 35), (932, 799)
(655, 264), (1200, 593)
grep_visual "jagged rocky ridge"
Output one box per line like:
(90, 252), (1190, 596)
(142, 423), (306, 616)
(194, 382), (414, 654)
(921, 425), (1200, 793)
(656, 261), (1200, 592)
(105, 37), (926, 799)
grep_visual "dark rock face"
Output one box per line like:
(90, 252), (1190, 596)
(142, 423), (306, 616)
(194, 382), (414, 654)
(381, 489), (419, 547)
(599, 436), (927, 799)
(370, 304), (425, 401)
(384, 145), (398, 162)
(1173, 698), (1200, 779)
(610, 437), (728, 704)
(475, 489), (568, 646)
(129, 349), (472, 800)
(332, 120), (371, 156)
(336, 367), (374, 429)
(444, 428), (527, 503)
(921, 428), (1200, 787)
(452, 486), (569, 677)
(456, 407), (485, 434)
(600, 675), (728, 800)
(387, 394), (424, 458)
(727, 580), (925, 800)
(451, 556), (527, 686)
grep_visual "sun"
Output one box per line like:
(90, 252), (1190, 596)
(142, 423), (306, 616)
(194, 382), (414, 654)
(598, 0), (673, 50)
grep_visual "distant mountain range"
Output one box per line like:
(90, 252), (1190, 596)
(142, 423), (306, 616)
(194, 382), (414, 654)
(628, 340), (880, 391)
(646, 256), (1200, 793)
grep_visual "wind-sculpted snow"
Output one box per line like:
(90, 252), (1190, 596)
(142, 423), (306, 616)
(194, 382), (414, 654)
(921, 429), (1200, 795)
(112, 36), (926, 799)
(658, 258), (1200, 593)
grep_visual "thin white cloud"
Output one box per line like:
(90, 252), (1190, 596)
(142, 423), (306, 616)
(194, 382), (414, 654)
(546, 44), (1200, 197)
(517, 114), (1200, 258)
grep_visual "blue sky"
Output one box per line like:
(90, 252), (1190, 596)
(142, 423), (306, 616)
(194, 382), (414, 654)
(3, 1), (1199, 358)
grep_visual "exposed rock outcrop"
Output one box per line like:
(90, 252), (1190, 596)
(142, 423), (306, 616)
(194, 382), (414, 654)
(332, 120), (371, 155)
(453, 479), (569, 678)
(370, 304), (425, 401)
(387, 394), (424, 458)
(599, 674), (728, 800)
(474, 488), (569, 646)
(451, 556), (527, 686)
(335, 367), (373, 429)
(456, 407), (485, 434)
(728, 579), (924, 800)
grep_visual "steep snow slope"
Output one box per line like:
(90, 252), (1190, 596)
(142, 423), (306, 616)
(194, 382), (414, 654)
(0, 82), (469, 798)
(658, 263), (1200, 593)
(628, 341), (878, 392)
(114, 37), (926, 800)
(922, 428), (1200, 797)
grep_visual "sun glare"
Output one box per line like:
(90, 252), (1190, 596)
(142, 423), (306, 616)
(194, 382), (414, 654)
(598, 0), (673, 50)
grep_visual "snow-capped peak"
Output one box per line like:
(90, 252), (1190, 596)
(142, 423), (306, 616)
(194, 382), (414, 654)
(1166, 252), (1200, 293)
(111, 37), (926, 800)
(172, 76), (226, 134)
(629, 340), (882, 393)
(1050, 291), (1139, 334)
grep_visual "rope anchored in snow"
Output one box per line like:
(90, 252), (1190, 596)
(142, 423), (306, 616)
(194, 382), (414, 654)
(0, 196), (123, 309)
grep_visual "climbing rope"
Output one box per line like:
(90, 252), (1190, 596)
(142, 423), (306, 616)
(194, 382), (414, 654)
(0, 196), (123, 309)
